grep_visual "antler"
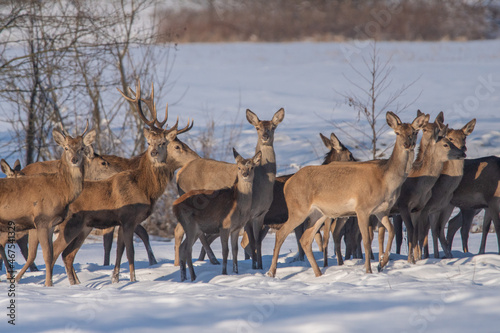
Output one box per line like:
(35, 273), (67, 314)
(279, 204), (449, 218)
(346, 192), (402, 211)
(177, 118), (194, 135)
(81, 119), (89, 137)
(117, 80), (158, 129)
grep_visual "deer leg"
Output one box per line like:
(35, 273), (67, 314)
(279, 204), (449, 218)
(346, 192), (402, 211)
(378, 223), (385, 264)
(244, 223), (257, 269)
(16, 234), (38, 272)
(322, 218), (332, 267)
(102, 227), (114, 266)
(333, 218), (346, 265)
(122, 225), (136, 283)
(293, 223), (306, 261)
(399, 209), (415, 264)
(378, 215), (394, 272)
(220, 229), (230, 275)
(231, 229), (240, 274)
(112, 227), (125, 283)
(356, 212), (373, 274)
(254, 216), (266, 270)
(15, 229), (39, 283)
(479, 209), (492, 255)
(267, 210), (311, 278)
(198, 233), (220, 265)
(61, 228), (92, 285)
(299, 215), (328, 277)
(0, 244), (12, 279)
(241, 231), (252, 260)
(174, 223), (184, 267)
(488, 205), (500, 254)
(133, 224), (157, 266)
(460, 208), (478, 253)
(446, 210), (463, 252)
(37, 226), (54, 287)
(393, 214), (403, 255)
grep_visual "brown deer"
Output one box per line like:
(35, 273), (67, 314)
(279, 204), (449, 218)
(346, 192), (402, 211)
(174, 148), (262, 281)
(391, 113), (467, 263)
(0, 124), (94, 286)
(267, 112), (428, 277)
(417, 118), (476, 258)
(444, 156), (500, 255)
(42, 81), (196, 285)
(175, 108), (285, 270)
(0, 160), (38, 276)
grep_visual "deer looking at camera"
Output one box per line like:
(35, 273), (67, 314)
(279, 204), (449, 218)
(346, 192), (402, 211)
(174, 148), (262, 281)
(0, 124), (94, 286)
(267, 112), (428, 277)
(175, 108), (284, 270)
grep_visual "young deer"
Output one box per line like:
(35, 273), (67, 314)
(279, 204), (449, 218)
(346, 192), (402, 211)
(0, 124), (94, 286)
(174, 149), (262, 281)
(267, 112), (428, 277)
(175, 108), (284, 270)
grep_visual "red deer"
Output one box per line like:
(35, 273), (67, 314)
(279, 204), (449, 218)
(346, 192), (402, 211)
(0, 124), (94, 286)
(267, 112), (428, 277)
(174, 149), (262, 281)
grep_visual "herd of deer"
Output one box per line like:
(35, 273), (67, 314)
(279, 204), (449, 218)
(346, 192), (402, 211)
(0, 80), (498, 287)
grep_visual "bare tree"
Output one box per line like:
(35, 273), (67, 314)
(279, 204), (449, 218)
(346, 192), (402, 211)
(331, 42), (420, 160)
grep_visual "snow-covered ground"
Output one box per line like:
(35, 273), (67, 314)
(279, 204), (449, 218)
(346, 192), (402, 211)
(1, 40), (500, 332)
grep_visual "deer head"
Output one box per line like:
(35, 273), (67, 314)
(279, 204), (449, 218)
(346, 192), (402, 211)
(1, 159), (23, 178)
(118, 80), (193, 167)
(445, 118), (476, 153)
(233, 148), (262, 182)
(320, 132), (356, 163)
(52, 121), (96, 168)
(246, 108), (285, 146)
(387, 111), (427, 151)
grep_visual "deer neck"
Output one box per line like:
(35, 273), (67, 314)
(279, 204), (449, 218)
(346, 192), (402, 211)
(59, 155), (84, 202)
(136, 154), (172, 202)
(383, 139), (413, 186)
(440, 159), (465, 177)
(410, 143), (445, 178)
(255, 143), (276, 177)
(235, 177), (254, 214)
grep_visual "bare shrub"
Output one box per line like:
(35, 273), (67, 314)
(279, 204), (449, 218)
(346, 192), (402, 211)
(157, 0), (498, 43)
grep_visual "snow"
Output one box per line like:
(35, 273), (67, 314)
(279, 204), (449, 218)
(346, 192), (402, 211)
(1, 40), (500, 332)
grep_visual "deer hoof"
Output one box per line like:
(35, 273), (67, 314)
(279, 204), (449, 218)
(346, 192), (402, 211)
(266, 270), (276, 278)
(111, 275), (119, 284)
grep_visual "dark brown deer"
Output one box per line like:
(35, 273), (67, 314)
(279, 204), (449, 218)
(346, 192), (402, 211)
(444, 156), (500, 255)
(267, 112), (428, 277)
(175, 108), (285, 270)
(417, 118), (476, 258)
(174, 149), (262, 281)
(0, 124), (94, 286)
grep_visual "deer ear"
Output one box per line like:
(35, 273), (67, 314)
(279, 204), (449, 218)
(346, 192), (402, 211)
(319, 133), (331, 150)
(252, 151), (262, 166)
(0, 159), (11, 177)
(329, 132), (343, 151)
(166, 129), (178, 142)
(52, 129), (66, 147)
(246, 109), (260, 127)
(417, 109), (425, 117)
(411, 113), (429, 130)
(83, 129), (96, 147)
(386, 112), (401, 129)
(462, 118), (476, 136)
(435, 111), (444, 125)
(14, 159), (21, 172)
(272, 108), (285, 126)
(233, 148), (243, 163)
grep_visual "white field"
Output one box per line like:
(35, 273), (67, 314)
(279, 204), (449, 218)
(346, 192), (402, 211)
(1, 40), (500, 332)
